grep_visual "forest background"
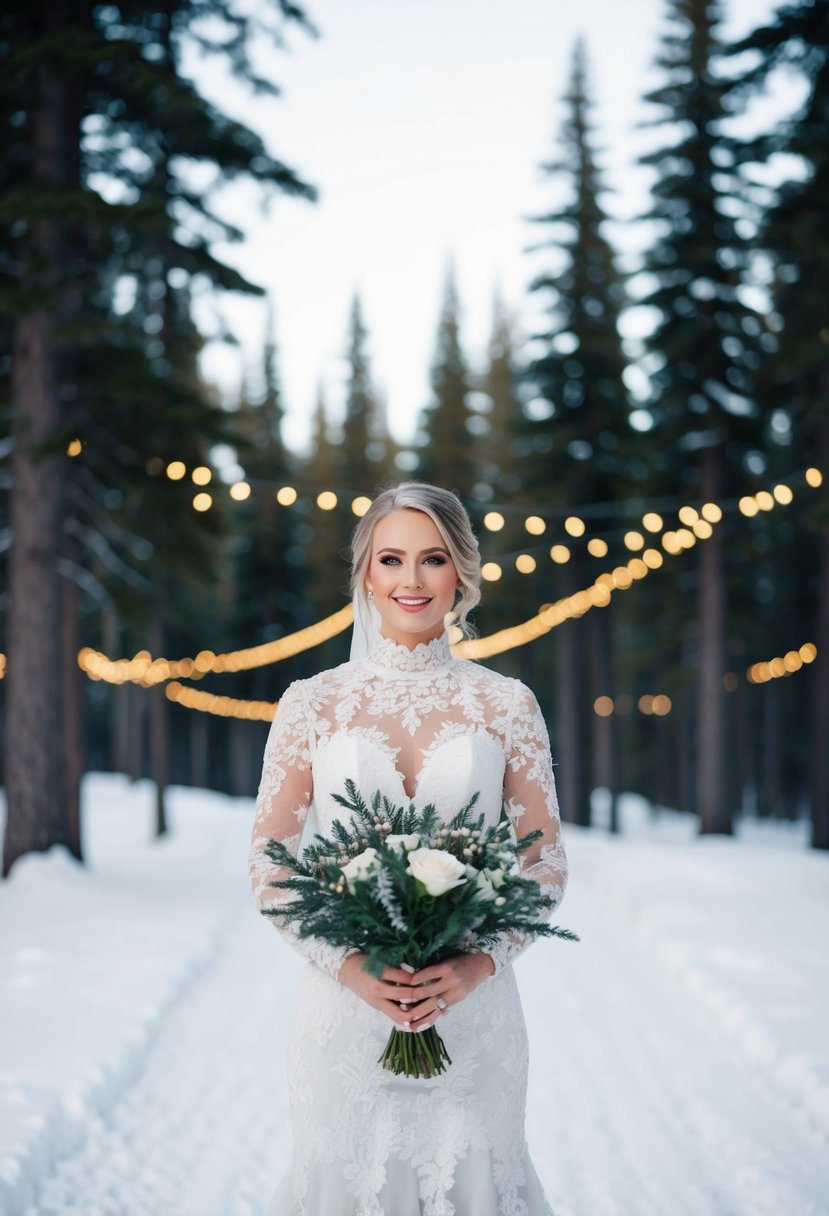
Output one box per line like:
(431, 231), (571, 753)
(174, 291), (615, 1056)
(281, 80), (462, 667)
(1, 0), (827, 876)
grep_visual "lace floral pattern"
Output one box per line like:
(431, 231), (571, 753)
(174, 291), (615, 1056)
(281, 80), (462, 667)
(250, 632), (566, 1216)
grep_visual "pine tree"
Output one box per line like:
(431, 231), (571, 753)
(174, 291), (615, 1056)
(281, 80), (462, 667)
(638, 0), (766, 836)
(341, 294), (388, 498)
(0, 0), (316, 874)
(725, 0), (829, 846)
(523, 39), (632, 828)
(415, 265), (476, 499)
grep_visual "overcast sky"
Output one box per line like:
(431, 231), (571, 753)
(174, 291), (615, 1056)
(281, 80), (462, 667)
(192, 0), (786, 457)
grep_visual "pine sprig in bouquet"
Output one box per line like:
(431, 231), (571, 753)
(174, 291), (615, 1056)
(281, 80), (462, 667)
(263, 778), (577, 1078)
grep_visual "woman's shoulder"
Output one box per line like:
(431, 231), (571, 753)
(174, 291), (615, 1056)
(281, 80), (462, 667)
(281, 659), (361, 701)
(462, 659), (530, 701)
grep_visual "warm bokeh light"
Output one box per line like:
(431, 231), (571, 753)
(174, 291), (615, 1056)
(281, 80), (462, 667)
(805, 467), (823, 488)
(594, 696), (614, 717)
(515, 554), (537, 574)
(166, 460), (186, 481)
(351, 495), (372, 516)
(192, 466), (212, 485)
(276, 485), (298, 506)
(638, 695), (654, 715)
(564, 516), (586, 537)
(612, 566), (633, 589)
(642, 512), (663, 532)
(675, 528), (696, 549)
(756, 490), (774, 511)
(692, 520), (713, 539)
(652, 694), (672, 716)
(772, 483), (793, 505)
(738, 496), (759, 516)
(550, 544), (571, 564)
(587, 538), (608, 558)
(701, 502), (722, 523)
(193, 492), (212, 512)
(317, 490), (338, 510)
(481, 562), (503, 581)
(524, 515), (546, 536)
(662, 531), (681, 554)
(800, 642), (817, 663)
(627, 558), (648, 580)
(643, 548), (664, 569)
(624, 530), (644, 551)
(484, 511), (505, 531)
(230, 481), (251, 501)
(66, 438), (83, 457)
(678, 505), (698, 526)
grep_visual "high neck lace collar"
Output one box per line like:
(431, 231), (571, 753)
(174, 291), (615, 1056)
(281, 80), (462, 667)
(367, 631), (454, 674)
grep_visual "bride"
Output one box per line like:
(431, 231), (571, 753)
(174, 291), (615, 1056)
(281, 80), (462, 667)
(249, 482), (568, 1216)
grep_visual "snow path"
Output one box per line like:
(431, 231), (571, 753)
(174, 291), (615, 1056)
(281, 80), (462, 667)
(18, 827), (829, 1216)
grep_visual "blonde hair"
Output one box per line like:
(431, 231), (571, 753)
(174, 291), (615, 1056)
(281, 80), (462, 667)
(349, 482), (481, 637)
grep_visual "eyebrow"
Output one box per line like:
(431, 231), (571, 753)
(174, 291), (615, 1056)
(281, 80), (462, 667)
(376, 546), (450, 556)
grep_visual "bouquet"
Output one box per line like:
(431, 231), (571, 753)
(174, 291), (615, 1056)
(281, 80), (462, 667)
(263, 779), (577, 1078)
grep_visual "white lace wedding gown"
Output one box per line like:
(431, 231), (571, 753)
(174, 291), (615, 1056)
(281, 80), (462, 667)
(249, 631), (568, 1216)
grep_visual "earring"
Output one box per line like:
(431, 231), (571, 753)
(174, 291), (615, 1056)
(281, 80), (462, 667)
(367, 589), (374, 600)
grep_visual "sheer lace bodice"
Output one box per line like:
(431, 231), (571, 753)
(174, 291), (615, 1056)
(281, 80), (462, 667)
(249, 632), (568, 978)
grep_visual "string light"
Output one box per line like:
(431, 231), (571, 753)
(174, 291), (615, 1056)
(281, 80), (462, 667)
(193, 493), (212, 512)
(481, 562), (503, 581)
(623, 531), (644, 551)
(587, 538), (608, 558)
(549, 544), (571, 564)
(564, 516), (585, 538)
(166, 681), (276, 722)
(747, 642), (817, 684)
(524, 515), (546, 536)
(67, 439), (83, 457)
(317, 490), (338, 510)
(230, 481), (251, 501)
(701, 503), (722, 523)
(806, 468), (822, 488)
(276, 486), (298, 506)
(484, 512), (505, 531)
(773, 484), (793, 505)
(0, 653), (6, 680)
(642, 512), (663, 532)
(77, 604), (355, 685)
(351, 496), (372, 516)
(166, 461), (186, 481)
(192, 466), (212, 485)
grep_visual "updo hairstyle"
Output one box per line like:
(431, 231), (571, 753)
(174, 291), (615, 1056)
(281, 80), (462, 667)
(349, 482), (481, 638)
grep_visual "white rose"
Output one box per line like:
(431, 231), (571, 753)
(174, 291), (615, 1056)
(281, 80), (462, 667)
(340, 847), (381, 888)
(385, 833), (421, 852)
(407, 848), (468, 897)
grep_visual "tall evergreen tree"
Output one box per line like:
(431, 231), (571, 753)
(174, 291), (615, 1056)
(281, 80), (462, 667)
(341, 294), (388, 497)
(638, 0), (765, 836)
(725, 0), (829, 847)
(0, 0), (316, 874)
(523, 38), (632, 828)
(415, 265), (476, 499)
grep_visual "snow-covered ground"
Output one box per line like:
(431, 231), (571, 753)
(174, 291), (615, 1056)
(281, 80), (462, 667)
(0, 775), (827, 1216)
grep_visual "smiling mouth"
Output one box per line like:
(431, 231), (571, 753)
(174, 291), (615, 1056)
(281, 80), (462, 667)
(393, 597), (433, 608)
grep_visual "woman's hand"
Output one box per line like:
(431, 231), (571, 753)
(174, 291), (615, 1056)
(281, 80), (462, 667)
(337, 953), (420, 1028)
(403, 952), (495, 1032)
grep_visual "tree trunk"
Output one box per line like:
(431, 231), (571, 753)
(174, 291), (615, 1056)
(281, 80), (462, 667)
(62, 553), (84, 859)
(190, 711), (209, 790)
(148, 619), (168, 836)
(697, 445), (731, 834)
(812, 407), (829, 849)
(555, 564), (590, 826)
(590, 607), (619, 831)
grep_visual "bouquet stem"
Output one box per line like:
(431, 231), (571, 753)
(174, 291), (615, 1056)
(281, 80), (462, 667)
(379, 1025), (452, 1078)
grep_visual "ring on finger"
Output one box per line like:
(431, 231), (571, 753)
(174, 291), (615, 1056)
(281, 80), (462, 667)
(436, 996), (448, 1011)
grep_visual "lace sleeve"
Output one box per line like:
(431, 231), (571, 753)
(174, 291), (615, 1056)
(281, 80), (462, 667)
(249, 680), (355, 980)
(486, 681), (568, 975)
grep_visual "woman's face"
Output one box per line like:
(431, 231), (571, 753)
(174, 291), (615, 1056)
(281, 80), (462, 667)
(365, 509), (460, 648)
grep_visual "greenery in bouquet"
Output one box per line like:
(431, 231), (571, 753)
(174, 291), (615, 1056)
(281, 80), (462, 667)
(263, 779), (577, 1077)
